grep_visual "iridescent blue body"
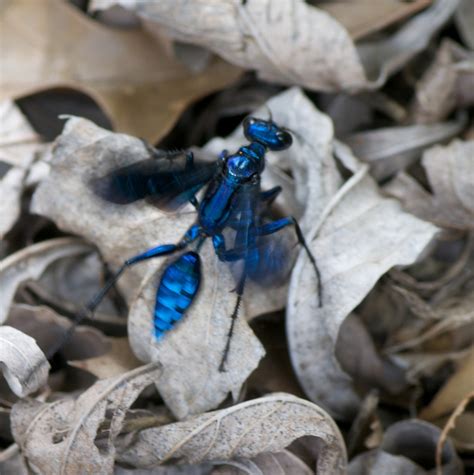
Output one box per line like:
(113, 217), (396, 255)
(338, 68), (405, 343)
(90, 115), (321, 370)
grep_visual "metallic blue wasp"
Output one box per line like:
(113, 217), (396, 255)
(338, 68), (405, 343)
(84, 116), (322, 371)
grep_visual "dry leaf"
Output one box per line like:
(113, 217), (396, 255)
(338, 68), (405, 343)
(434, 411), (474, 452)
(455, 0), (474, 49)
(92, 0), (458, 92)
(385, 140), (474, 230)
(212, 449), (313, 475)
(317, 0), (432, 41)
(0, 237), (92, 324)
(348, 420), (463, 475)
(343, 116), (467, 180)
(287, 138), (438, 419)
(117, 393), (347, 475)
(420, 349), (474, 420)
(410, 40), (474, 123)
(11, 363), (161, 475)
(0, 444), (29, 475)
(69, 337), (141, 379)
(0, 101), (45, 238)
(0, 0), (241, 143)
(0, 326), (50, 397)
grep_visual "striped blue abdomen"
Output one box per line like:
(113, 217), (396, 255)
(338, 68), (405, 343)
(154, 251), (201, 339)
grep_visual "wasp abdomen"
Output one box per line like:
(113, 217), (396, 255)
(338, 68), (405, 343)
(154, 251), (201, 339)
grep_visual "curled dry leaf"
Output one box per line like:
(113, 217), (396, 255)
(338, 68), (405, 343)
(0, 237), (92, 324)
(287, 138), (437, 418)
(117, 393), (347, 475)
(0, 326), (50, 397)
(348, 420), (463, 475)
(343, 116), (467, 180)
(385, 140), (474, 230)
(11, 363), (161, 475)
(455, 0), (474, 49)
(420, 349), (474, 421)
(0, 0), (241, 143)
(410, 39), (474, 123)
(92, 0), (458, 92)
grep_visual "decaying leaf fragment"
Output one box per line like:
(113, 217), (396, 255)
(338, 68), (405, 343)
(385, 140), (474, 230)
(117, 393), (347, 475)
(11, 363), (161, 475)
(0, 0), (241, 143)
(410, 39), (474, 123)
(0, 238), (93, 324)
(0, 326), (50, 397)
(92, 0), (459, 92)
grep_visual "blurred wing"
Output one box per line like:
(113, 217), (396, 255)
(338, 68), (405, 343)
(228, 185), (291, 287)
(90, 151), (218, 212)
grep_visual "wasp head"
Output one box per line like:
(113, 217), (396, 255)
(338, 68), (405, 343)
(243, 117), (293, 151)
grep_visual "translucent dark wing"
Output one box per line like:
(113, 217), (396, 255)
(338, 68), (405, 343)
(90, 151), (218, 211)
(227, 184), (292, 287)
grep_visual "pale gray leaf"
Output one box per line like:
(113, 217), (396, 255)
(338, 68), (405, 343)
(0, 326), (50, 397)
(117, 393), (347, 475)
(343, 116), (467, 180)
(385, 140), (474, 230)
(455, 0), (474, 49)
(287, 139), (438, 419)
(0, 237), (92, 324)
(11, 363), (161, 475)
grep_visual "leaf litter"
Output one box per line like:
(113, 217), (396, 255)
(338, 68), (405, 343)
(1, 0), (473, 473)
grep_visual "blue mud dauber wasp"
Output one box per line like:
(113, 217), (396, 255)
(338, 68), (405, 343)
(50, 116), (322, 371)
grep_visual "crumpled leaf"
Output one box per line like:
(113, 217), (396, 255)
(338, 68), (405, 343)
(286, 135), (437, 418)
(0, 445), (29, 475)
(92, 0), (459, 92)
(410, 39), (474, 123)
(348, 420), (463, 475)
(11, 363), (161, 475)
(385, 140), (474, 230)
(0, 101), (45, 238)
(0, 237), (92, 324)
(0, 0), (241, 143)
(343, 116), (467, 180)
(117, 393), (347, 475)
(0, 326), (50, 397)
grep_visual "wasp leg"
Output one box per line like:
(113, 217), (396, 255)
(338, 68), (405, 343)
(212, 234), (250, 372)
(258, 217), (323, 307)
(260, 186), (282, 206)
(219, 271), (247, 372)
(45, 224), (202, 361)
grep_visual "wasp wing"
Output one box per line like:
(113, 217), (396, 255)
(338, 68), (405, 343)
(227, 184), (292, 287)
(90, 150), (218, 212)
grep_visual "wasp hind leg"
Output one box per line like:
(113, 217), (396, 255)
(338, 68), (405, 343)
(258, 217), (323, 307)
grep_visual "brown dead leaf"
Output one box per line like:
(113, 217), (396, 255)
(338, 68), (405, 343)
(102, 0), (459, 92)
(420, 349), (474, 421)
(0, 0), (241, 143)
(11, 363), (161, 475)
(69, 337), (141, 379)
(318, 0), (432, 41)
(385, 140), (474, 230)
(117, 393), (347, 474)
